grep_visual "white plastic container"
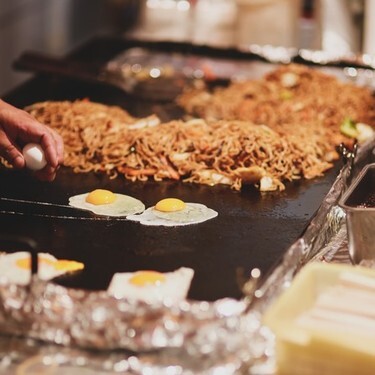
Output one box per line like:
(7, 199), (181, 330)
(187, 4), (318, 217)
(192, 0), (238, 47)
(235, 0), (301, 48)
(363, 0), (375, 55)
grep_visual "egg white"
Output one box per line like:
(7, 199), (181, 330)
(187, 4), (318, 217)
(127, 202), (218, 226)
(69, 192), (145, 217)
(107, 267), (194, 304)
(0, 252), (82, 285)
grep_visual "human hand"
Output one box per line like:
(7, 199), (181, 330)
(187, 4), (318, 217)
(0, 99), (64, 181)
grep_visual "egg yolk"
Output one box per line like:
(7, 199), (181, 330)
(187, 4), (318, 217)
(129, 271), (166, 286)
(16, 256), (54, 269)
(16, 257), (84, 272)
(155, 198), (186, 212)
(54, 260), (84, 272)
(86, 189), (116, 205)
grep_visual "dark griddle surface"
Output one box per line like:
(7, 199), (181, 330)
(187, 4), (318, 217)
(1, 37), (342, 301)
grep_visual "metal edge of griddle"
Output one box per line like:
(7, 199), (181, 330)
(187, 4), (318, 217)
(248, 137), (375, 315)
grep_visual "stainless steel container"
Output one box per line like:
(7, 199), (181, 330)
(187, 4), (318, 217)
(339, 163), (375, 264)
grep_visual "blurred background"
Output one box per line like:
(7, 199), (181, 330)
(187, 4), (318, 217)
(0, 0), (374, 96)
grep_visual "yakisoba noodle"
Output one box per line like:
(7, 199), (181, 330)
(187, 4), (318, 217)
(22, 64), (375, 191)
(178, 64), (375, 147)
(26, 99), (333, 191)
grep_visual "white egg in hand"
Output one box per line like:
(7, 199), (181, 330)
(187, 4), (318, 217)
(22, 143), (47, 171)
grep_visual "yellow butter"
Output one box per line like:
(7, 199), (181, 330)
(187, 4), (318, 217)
(263, 263), (375, 375)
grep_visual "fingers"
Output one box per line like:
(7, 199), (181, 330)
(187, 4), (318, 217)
(40, 132), (58, 168)
(34, 130), (62, 182)
(53, 130), (64, 165)
(34, 130), (63, 181)
(0, 127), (25, 169)
(40, 128), (64, 168)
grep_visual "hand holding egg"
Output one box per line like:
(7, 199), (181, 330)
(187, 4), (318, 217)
(0, 99), (64, 181)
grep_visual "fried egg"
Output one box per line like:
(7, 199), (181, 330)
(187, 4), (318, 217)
(127, 198), (218, 226)
(0, 252), (84, 285)
(107, 267), (194, 304)
(69, 189), (145, 217)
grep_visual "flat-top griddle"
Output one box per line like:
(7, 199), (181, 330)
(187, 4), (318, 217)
(0, 37), (342, 301)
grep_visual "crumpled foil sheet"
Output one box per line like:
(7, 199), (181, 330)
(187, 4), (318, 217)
(0, 279), (247, 352)
(0, 329), (274, 375)
(0, 276), (275, 374)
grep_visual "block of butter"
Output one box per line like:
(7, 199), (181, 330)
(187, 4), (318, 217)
(263, 262), (375, 375)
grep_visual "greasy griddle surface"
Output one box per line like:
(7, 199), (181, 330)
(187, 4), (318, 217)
(0, 166), (340, 301)
(1, 37), (342, 300)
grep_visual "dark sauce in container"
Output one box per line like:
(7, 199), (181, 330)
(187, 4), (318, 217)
(358, 191), (375, 208)
(340, 163), (375, 264)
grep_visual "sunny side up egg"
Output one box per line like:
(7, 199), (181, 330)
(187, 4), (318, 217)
(107, 267), (194, 304)
(69, 189), (145, 217)
(0, 252), (84, 285)
(127, 198), (218, 226)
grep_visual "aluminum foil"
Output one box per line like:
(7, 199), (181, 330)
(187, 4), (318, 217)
(0, 274), (276, 374)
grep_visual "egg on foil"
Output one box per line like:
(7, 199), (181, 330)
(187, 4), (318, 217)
(69, 189), (145, 217)
(107, 267), (194, 304)
(126, 198), (218, 226)
(0, 252), (84, 285)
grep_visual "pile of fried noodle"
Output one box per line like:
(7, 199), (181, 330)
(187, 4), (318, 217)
(24, 64), (375, 191)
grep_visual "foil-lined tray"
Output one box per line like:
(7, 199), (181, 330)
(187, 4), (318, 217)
(2, 42), (375, 373)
